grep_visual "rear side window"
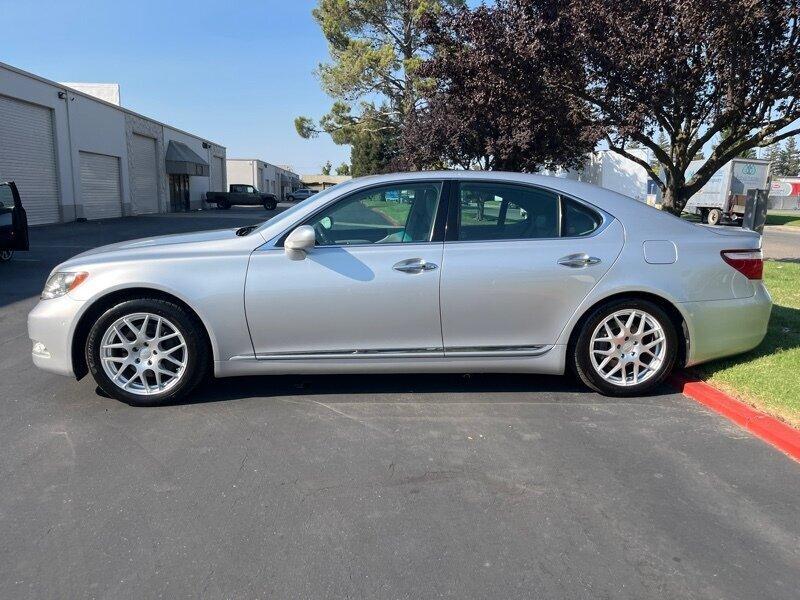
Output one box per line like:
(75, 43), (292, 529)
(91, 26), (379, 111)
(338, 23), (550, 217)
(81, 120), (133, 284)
(562, 197), (602, 237)
(458, 183), (560, 241)
(456, 182), (602, 241)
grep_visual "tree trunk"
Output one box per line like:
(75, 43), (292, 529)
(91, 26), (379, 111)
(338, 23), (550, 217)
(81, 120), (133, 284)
(661, 183), (690, 216)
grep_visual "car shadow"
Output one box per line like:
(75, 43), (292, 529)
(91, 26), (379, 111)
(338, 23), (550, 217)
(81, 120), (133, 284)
(100, 372), (680, 408)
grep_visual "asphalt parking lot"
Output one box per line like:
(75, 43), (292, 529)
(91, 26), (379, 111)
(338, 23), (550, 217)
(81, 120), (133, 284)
(1, 207), (799, 599)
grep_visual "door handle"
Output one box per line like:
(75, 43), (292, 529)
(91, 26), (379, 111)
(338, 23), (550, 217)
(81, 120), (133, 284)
(393, 258), (438, 274)
(558, 253), (601, 268)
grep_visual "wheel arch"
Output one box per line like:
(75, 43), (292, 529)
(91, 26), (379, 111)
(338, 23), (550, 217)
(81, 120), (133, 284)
(564, 290), (690, 370)
(71, 287), (214, 380)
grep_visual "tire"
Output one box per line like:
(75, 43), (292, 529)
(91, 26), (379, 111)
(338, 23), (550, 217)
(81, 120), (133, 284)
(706, 208), (722, 225)
(572, 299), (677, 397)
(286, 195), (295, 202)
(0, 250), (13, 262)
(219, 200), (231, 210)
(263, 200), (277, 211)
(86, 298), (210, 406)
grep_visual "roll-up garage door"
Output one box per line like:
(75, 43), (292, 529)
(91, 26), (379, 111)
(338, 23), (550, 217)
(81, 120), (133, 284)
(211, 156), (224, 192)
(79, 152), (122, 220)
(0, 95), (61, 224)
(131, 134), (159, 214)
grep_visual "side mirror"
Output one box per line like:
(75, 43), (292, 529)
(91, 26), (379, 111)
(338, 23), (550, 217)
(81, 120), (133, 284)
(284, 225), (316, 258)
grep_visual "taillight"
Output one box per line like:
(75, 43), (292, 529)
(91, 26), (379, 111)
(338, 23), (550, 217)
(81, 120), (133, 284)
(721, 250), (763, 280)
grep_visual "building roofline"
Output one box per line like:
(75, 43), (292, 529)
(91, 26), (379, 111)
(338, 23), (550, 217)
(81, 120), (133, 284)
(226, 158), (299, 175)
(0, 60), (225, 148)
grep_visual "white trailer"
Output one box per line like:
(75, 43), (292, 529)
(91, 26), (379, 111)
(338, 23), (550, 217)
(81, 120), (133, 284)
(545, 150), (652, 202)
(683, 158), (771, 225)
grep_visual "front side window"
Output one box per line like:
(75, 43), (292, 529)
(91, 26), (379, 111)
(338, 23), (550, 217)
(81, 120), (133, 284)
(306, 182), (442, 246)
(456, 182), (602, 241)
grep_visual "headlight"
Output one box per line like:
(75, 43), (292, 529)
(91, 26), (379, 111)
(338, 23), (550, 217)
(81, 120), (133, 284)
(41, 272), (88, 299)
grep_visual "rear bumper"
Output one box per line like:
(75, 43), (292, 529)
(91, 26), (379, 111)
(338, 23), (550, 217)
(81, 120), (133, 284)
(27, 295), (86, 378)
(681, 283), (772, 367)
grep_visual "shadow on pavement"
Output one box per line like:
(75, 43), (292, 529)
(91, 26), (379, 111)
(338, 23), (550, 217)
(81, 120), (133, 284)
(101, 372), (680, 407)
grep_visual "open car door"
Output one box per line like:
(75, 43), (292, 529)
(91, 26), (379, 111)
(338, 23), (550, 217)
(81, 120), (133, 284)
(0, 182), (29, 252)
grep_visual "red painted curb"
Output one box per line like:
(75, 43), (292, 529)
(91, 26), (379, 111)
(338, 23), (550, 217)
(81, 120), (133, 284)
(670, 373), (800, 462)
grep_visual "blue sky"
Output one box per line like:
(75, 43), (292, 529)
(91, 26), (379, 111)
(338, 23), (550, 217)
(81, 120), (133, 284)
(0, 0), (351, 174)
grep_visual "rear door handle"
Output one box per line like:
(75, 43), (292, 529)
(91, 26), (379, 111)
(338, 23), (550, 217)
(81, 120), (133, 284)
(558, 253), (601, 268)
(393, 258), (438, 274)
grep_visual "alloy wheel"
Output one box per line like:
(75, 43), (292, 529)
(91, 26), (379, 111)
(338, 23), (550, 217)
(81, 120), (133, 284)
(99, 312), (188, 395)
(589, 309), (667, 387)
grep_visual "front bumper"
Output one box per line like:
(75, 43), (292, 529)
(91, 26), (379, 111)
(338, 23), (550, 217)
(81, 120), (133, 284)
(681, 283), (772, 367)
(27, 295), (87, 378)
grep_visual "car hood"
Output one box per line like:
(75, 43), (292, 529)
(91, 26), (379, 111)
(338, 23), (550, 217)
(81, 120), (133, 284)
(73, 228), (244, 259)
(53, 227), (265, 274)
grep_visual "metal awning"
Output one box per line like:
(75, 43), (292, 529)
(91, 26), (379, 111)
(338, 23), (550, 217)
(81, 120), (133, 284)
(165, 141), (209, 176)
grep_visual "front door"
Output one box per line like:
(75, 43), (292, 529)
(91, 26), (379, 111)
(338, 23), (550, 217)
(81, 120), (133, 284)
(169, 174), (190, 212)
(439, 180), (624, 354)
(245, 181), (446, 358)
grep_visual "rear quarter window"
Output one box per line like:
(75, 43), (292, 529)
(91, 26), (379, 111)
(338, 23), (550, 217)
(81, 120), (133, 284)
(562, 197), (602, 237)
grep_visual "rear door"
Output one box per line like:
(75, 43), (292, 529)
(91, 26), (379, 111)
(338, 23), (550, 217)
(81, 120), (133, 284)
(439, 180), (624, 354)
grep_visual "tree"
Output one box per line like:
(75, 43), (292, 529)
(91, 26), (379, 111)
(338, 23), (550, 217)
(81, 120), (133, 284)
(351, 129), (397, 176)
(321, 161), (332, 176)
(714, 129), (757, 158)
(296, 0), (465, 173)
(780, 136), (800, 175)
(764, 141), (783, 170)
(508, 0), (800, 214)
(401, 5), (594, 171)
(335, 162), (351, 176)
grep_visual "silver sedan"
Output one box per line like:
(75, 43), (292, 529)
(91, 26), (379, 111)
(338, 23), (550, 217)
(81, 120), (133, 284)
(28, 172), (772, 405)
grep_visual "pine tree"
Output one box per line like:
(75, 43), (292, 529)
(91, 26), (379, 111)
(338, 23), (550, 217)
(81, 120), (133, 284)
(779, 137), (800, 176)
(765, 142), (783, 173)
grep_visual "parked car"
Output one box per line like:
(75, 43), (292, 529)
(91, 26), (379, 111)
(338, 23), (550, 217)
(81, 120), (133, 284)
(286, 188), (316, 202)
(28, 172), (771, 406)
(0, 181), (29, 262)
(205, 184), (278, 210)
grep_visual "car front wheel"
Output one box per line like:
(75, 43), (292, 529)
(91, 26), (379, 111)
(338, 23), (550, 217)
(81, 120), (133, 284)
(86, 298), (209, 406)
(573, 299), (677, 396)
(0, 250), (13, 262)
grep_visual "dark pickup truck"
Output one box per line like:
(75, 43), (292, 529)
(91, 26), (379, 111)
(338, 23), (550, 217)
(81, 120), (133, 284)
(205, 184), (278, 211)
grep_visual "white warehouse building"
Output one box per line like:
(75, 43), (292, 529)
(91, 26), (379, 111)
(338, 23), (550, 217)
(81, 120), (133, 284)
(226, 159), (300, 202)
(0, 61), (226, 225)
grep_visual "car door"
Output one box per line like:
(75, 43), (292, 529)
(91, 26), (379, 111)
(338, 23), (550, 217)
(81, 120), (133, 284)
(245, 180), (447, 358)
(0, 182), (28, 251)
(439, 180), (624, 355)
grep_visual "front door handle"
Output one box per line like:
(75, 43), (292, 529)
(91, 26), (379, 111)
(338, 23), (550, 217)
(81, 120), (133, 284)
(393, 258), (438, 274)
(558, 253), (601, 268)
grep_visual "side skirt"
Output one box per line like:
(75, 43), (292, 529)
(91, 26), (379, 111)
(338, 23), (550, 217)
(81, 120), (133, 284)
(214, 345), (567, 378)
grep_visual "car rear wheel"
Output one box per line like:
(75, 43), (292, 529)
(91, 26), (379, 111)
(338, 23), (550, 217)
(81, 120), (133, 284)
(0, 250), (13, 262)
(86, 298), (209, 406)
(573, 299), (677, 396)
(219, 200), (231, 210)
